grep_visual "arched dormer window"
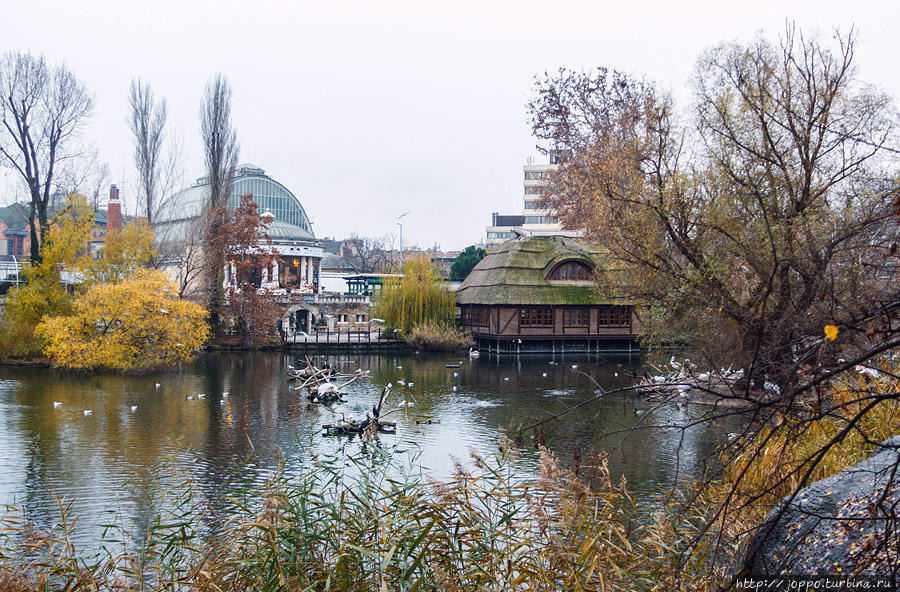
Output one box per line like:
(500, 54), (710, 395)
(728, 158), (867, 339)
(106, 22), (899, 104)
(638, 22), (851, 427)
(549, 260), (593, 281)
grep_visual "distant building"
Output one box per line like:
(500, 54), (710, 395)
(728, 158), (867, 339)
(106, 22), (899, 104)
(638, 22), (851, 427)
(0, 203), (30, 257)
(457, 235), (636, 353)
(486, 213), (525, 247)
(485, 151), (583, 247)
(1, 186), (119, 261)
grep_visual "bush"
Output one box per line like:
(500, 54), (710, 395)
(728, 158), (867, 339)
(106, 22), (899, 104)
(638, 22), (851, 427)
(406, 321), (473, 352)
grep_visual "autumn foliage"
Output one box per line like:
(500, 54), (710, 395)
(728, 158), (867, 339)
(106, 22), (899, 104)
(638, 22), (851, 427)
(35, 269), (208, 371)
(214, 194), (285, 346)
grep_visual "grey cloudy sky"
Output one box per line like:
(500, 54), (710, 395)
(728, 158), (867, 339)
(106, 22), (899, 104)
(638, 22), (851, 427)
(2, 0), (898, 250)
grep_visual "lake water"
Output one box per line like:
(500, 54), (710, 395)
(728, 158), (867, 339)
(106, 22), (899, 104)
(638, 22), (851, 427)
(0, 351), (739, 549)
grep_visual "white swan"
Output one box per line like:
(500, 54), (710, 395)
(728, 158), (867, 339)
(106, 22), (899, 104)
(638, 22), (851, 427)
(468, 347), (480, 359)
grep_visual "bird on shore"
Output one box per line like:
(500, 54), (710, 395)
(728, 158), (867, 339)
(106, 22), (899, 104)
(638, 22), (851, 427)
(83, 410), (92, 416)
(53, 402), (62, 408)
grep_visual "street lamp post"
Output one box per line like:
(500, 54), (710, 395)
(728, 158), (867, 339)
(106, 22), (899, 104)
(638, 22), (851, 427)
(397, 211), (410, 266)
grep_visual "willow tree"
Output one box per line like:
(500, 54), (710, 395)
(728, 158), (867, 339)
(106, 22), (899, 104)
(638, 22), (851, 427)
(528, 27), (899, 392)
(375, 257), (455, 336)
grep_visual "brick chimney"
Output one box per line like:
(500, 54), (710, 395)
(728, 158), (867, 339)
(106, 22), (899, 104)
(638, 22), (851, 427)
(107, 184), (122, 233)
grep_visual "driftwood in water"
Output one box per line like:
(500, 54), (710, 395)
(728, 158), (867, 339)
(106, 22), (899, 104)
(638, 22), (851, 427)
(322, 419), (397, 435)
(321, 383), (394, 436)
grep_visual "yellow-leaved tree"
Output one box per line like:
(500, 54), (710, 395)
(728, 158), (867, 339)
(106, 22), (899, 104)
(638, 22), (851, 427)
(36, 269), (209, 371)
(86, 218), (156, 283)
(1, 195), (95, 357)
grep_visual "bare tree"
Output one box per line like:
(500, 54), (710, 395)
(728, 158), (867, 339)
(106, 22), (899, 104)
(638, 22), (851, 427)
(345, 234), (388, 273)
(528, 28), (899, 392)
(128, 79), (167, 223)
(200, 74), (239, 331)
(0, 51), (94, 263)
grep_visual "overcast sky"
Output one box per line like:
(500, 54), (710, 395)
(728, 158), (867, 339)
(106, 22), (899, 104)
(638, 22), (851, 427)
(1, 0), (897, 250)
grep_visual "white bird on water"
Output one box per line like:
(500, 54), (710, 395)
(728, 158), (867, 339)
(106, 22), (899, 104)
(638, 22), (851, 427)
(185, 395), (194, 401)
(398, 379), (406, 386)
(408, 382), (414, 387)
(197, 394), (206, 399)
(468, 347), (480, 359)
(130, 405), (138, 413)
(53, 401), (62, 408)
(83, 410), (92, 416)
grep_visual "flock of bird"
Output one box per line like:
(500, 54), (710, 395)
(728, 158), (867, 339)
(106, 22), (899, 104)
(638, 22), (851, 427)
(53, 385), (231, 418)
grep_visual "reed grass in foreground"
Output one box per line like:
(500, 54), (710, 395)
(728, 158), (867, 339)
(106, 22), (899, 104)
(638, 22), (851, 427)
(4, 363), (894, 591)
(0, 443), (721, 592)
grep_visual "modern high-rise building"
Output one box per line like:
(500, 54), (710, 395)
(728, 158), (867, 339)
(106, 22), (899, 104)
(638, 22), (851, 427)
(485, 151), (582, 247)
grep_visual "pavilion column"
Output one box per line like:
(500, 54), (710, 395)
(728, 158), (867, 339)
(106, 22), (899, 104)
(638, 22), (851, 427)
(301, 257), (308, 286)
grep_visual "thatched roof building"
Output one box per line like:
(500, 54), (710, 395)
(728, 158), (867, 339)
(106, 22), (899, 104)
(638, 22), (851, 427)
(457, 236), (636, 354)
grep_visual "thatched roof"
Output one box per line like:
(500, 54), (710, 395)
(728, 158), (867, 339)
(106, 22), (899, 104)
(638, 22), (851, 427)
(456, 235), (614, 306)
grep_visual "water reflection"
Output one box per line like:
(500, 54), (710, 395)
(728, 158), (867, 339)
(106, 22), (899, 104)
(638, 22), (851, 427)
(0, 351), (741, 549)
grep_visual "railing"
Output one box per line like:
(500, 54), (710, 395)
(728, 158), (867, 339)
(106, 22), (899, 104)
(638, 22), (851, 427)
(289, 327), (385, 344)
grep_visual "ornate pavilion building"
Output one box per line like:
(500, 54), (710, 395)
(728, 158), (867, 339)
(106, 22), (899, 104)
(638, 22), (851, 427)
(154, 164), (327, 334)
